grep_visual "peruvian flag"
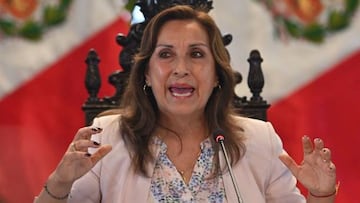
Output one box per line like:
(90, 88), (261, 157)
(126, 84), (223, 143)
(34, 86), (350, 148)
(0, 1), (359, 203)
(0, 1), (129, 202)
(214, 1), (360, 202)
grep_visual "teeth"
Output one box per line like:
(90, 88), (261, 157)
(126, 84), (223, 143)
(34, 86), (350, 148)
(172, 92), (192, 97)
(169, 87), (194, 97)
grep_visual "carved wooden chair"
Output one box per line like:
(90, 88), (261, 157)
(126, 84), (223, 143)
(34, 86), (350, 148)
(82, 0), (270, 125)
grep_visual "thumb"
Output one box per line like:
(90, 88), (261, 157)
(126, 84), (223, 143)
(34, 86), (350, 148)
(90, 144), (112, 163)
(279, 153), (300, 177)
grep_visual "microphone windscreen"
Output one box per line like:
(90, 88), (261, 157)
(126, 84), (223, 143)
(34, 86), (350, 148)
(212, 128), (225, 143)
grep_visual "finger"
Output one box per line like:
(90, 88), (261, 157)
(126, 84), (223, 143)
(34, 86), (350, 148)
(302, 136), (313, 155)
(320, 148), (332, 162)
(68, 142), (78, 152)
(74, 126), (103, 141)
(279, 153), (300, 177)
(314, 138), (324, 152)
(70, 140), (101, 152)
(89, 145), (112, 164)
(62, 150), (91, 162)
(328, 162), (336, 173)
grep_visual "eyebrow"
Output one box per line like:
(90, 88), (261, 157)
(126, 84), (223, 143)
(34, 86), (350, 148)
(155, 43), (209, 48)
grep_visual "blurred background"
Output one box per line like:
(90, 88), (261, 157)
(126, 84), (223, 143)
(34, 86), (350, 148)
(0, 0), (359, 202)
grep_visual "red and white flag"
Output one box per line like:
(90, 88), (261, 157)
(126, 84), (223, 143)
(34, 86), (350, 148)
(212, 1), (360, 202)
(0, 1), (129, 202)
(0, 0), (359, 202)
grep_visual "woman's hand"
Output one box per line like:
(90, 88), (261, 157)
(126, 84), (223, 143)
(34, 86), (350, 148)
(279, 136), (337, 196)
(52, 126), (112, 185)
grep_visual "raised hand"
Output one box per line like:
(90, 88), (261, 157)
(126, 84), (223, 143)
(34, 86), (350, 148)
(52, 127), (112, 185)
(35, 127), (112, 202)
(279, 136), (337, 197)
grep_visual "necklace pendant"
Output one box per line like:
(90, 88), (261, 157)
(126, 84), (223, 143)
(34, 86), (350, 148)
(178, 170), (187, 183)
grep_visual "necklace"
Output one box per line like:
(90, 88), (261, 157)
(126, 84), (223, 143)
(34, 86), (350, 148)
(157, 130), (205, 184)
(177, 169), (195, 183)
(175, 149), (202, 184)
(177, 169), (187, 183)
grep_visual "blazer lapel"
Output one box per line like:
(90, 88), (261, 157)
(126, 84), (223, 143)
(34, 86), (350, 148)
(220, 151), (266, 203)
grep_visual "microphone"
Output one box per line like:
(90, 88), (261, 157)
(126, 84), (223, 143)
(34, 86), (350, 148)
(213, 129), (244, 203)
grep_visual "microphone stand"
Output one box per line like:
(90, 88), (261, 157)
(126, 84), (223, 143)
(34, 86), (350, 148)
(215, 133), (244, 203)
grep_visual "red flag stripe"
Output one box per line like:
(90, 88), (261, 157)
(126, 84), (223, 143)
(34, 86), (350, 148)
(269, 49), (360, 203)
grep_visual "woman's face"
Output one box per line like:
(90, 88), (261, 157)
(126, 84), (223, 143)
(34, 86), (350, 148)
(146, 20), (218, 119)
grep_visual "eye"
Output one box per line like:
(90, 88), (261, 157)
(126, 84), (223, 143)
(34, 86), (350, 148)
(190, 50), (204, 58)
(159, 50), (172, 58)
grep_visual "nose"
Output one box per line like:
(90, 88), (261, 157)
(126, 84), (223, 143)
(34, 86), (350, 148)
(173, 58), (190, 77)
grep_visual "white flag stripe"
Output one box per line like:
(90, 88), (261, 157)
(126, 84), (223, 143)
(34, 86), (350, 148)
(212, 1), (360, 102)
(1, 1), (359, 103)
(0, 0), (128, 98)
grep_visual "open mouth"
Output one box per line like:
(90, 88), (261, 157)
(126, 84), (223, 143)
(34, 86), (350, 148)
(169, 87), (195, 97)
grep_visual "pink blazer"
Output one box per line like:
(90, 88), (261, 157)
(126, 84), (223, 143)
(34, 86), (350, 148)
(49, 115), (306, 203)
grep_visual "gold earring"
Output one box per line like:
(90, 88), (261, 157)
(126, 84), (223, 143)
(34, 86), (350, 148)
(215, 81), (221, 90)
(143, 84), (148, 95)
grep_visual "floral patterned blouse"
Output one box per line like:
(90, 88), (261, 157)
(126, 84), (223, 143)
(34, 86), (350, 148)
(148, 136), (227, 203)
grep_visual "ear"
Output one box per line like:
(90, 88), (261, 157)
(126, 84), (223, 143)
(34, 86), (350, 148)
(214, 73), (219, 87)
(144, 66), (151, 86)
(214, 74), (219, 88)
(145, 74), (151, 86)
